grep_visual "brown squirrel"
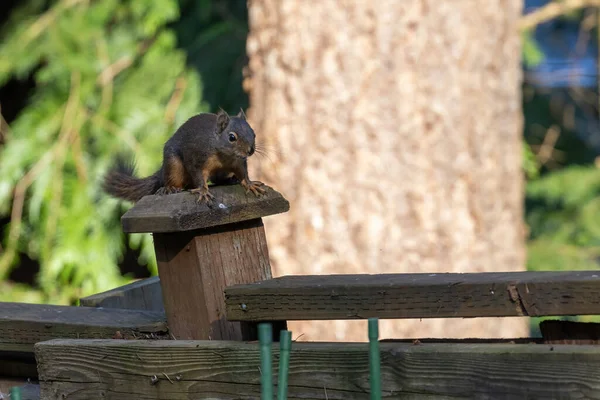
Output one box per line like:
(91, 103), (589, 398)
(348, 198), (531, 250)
(102, 109), (265, 204)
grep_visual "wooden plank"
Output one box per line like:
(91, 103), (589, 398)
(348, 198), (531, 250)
(224, 271), (600, 321)
(153, 219), (284, 341)
(36, 338), (600, 399)
(121, 184), (290, 233)
(79, 276), (164, 312)
(0, 302), (168, 353)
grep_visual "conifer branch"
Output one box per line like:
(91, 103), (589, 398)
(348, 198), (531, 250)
(520, 0), (600, 31)
(0, 72), (81, 279)
(164, 76), (188, 125)
(23, 0), (87, 45)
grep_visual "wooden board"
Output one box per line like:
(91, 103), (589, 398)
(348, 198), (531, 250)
(153, 218), (282, 341)
(225, 271), (600, 321)
(36, 338), (600, 399)
(79, 276), (164, 312)
(121, 184), (289, 233)
(0, 302), (168, 353)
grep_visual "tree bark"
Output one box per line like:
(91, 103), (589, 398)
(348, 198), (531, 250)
(245, 0), (527, 341)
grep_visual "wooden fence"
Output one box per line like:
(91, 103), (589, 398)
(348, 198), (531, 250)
(1, 184), (600, 399)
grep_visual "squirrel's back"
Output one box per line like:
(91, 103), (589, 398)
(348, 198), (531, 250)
(170, 113), (217, 142)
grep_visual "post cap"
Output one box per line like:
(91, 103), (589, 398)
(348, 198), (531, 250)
(121, 184), (289, 233)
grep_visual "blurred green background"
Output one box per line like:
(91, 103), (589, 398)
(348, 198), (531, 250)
(0, 0), (599, 336)
(0, 0), (249, 304)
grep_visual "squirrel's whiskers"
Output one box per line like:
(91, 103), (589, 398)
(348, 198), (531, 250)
(252, 145), (277, 164)
(254, 143), (281, 157)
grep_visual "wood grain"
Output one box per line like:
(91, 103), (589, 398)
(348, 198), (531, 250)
(121, 184), (289, 233)
(79, 276), (164, 312)
(153, 219), (278, 341)
(225, 270), (600, 321)
(36, 339), (600, 399)
(0, 302), (168, 352)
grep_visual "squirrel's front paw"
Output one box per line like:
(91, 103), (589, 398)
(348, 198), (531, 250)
(190, 187), (215, 205)
(242, 180), (266, 197)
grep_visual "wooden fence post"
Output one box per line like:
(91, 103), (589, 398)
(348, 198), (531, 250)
(120, 184), (289, 341)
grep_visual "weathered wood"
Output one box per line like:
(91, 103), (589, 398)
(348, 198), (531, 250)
(121, 184), (289, 233)
(0, 302), (168, 352)
(153, 218), (281, 340)
(36, 338), (600, 399)
(225, 271), (600, 321)
(79, 276), (164, 312)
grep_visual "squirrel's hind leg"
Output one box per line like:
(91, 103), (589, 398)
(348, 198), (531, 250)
(156, 153), (189, 196)
(155, 186), (184, 196)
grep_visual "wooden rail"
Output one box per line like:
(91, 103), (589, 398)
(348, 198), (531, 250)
(35, 338), (600, 399)
(79, 276), (164, 312)
(0, 302), (168, 352)
(225, 271), (600, 321)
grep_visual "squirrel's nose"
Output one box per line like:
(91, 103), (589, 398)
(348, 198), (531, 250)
(248, 145), (255, 156)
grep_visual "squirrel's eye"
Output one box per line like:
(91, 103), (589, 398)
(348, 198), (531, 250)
(228, 133), (237, 142)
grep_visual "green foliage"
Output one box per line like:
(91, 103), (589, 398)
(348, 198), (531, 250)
(521, 31), (545, 68)
(526, 165), (600, 271)
(0, 0), (206, 304)
(519, 4), (600, 334)
(523, 140), (541, 180)
(174, 0), (250, 111)
(520, 3), (600, 275)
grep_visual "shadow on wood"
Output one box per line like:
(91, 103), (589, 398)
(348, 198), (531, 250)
(0, 302), (168, 353)
(80, 276), (164, 312)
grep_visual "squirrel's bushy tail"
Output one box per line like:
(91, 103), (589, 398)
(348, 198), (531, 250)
(102, 156), (162, 203)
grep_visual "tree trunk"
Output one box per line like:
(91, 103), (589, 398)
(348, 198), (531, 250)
(244, 0), (527, 341)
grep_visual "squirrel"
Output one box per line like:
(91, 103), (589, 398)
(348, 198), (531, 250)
(102, 108), (265, 205)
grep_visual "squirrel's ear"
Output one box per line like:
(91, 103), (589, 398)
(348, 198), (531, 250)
(216, 108), (230, 132)
(237, 108), (247, 121)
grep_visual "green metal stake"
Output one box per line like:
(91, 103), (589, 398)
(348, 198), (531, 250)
(258, 323), (273, 400)
(368, 318), (382, 400)
(10, 386), (21, 400)
(278, 330), (292, 400)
